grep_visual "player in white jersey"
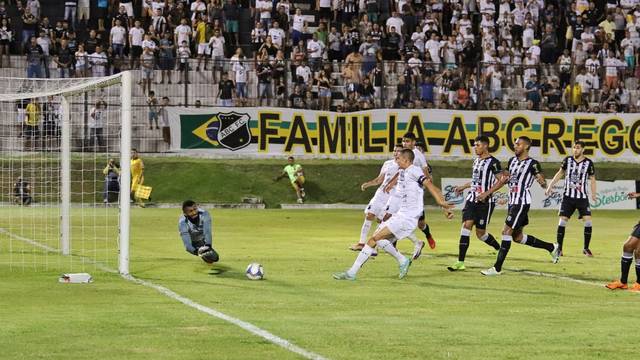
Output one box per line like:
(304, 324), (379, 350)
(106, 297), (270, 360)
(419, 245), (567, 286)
(333, 149), (453, 280)
(382, 132), (445, 259)
(350, 144), (403, 253)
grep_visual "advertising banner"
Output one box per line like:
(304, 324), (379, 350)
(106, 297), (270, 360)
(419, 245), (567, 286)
(441, 178), (637, 210)
(168, 107), (640, 162)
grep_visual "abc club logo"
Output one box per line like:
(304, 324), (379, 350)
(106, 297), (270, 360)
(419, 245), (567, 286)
(195, 112), (252, 151)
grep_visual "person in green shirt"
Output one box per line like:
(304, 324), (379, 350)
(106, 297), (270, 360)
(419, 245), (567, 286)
(275, 156), (306, 203)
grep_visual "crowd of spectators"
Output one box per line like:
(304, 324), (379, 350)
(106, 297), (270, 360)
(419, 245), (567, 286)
(3, 0), (640, 112)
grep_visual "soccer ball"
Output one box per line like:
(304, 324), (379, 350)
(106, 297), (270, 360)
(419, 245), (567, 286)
(245, 263), (264, 280)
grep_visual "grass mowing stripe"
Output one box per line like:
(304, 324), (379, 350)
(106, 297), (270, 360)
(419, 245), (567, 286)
(0, 227), (330, 360)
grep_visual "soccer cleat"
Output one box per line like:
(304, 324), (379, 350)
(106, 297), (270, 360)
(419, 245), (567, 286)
(481, 267), (502, 276)
(349, 243), (364, 251)
(551, 243), (560, 264)
(583, 249), (593, 257)
(332, 272), (356, 281)
(398, 258), (412, 279)
(427, 234), (436, 249)
(447, 261), (466, 272)
(605, 280), (628, 290)
(629, 283), (640, 292)
(297, 198), (303, 204)
(412, 240), (426, 260)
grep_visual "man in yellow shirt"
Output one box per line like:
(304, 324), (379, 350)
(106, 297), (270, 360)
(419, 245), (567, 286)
(275, 156), (306, 203)
(194, 14), (212, 71)
(599, 14), (615, 39)
(564, 83), (582, 110)
(24, 98), (40, 149)
(130, 148), (145, 207)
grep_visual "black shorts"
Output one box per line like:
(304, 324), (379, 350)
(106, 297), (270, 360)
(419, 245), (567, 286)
(631, 222), (640, 239)
(462, 200), (495, 230)
(319, 7), (331, 20)
(42, 121), (58, 137)
(24, 124), (39, 138)
(505, 204), (530, 230)
(131, 45), (142, 59)
(559, 196), (591, 219)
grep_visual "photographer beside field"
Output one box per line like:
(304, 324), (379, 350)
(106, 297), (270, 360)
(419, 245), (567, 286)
(13, 177), (32, 205)
(274, 156), (306, 204)
(179, 200), (219, 264)
(102, 159), (120, 204)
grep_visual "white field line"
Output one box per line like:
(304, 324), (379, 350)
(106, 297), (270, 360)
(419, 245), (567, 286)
(0, 228), (329, 360)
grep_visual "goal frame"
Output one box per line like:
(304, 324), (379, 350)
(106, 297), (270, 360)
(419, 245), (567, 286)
(0, 71), (132, 275)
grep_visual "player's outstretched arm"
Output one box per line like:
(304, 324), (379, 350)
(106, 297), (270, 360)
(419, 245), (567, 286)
(423, 178), (451, 208)
(535, 173), (547, 189)
(454, 182), (471, 195)
(361, 173), (384, 191)
(202, 210), (213, 247)
(545, 168), (565, 196)
(422, 179), (455, 218)
(178, 221), (197, 255)
(383, 173), (399, 193)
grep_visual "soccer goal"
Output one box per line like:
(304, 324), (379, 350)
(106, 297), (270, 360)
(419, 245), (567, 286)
(0, 72), (132, 275)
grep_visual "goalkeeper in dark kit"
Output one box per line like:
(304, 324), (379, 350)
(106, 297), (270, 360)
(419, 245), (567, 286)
(178, 200), (220, 264)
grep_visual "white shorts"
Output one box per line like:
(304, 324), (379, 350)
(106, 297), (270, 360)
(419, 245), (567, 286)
(120, 2), (134, 17)
(364, 190), (390, 220)
(381, 214), (417, 241)
(197, 43), (211, 55)
(384, 194), (401, 215)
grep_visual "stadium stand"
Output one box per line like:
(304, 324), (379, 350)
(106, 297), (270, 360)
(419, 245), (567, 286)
(0, 0), (639, 152)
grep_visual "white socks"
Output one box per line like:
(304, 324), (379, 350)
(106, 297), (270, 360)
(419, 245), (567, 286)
(347, 245), (374, 277)
(377, 239), (407, 264)
(359, 219), (372, 244)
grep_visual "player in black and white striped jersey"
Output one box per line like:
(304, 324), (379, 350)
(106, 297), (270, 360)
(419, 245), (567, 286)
(478, 136), (561, 276)
(447, 135), (502, 272)
(545, 141), (597, 257)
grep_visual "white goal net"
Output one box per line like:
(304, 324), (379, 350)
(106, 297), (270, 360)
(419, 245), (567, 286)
(0, 72), (131, 274)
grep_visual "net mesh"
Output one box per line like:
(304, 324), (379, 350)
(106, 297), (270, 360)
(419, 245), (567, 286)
(0, 75), (124, 272)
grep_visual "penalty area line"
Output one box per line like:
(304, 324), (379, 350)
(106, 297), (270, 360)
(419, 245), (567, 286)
(0, 228), (329, 360)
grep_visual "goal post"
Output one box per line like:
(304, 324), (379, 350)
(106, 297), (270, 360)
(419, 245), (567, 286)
(0, 72), (132, 275)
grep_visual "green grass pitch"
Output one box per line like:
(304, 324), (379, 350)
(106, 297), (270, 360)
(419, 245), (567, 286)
(1, 208), (639, 360)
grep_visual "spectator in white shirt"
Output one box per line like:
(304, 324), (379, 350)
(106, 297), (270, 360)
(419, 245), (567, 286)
(621, 30), (636, 70)
(291, 8), (306, 47)
(232, 60), (248, 105)
(386, 11), (404, 35)
(268, 21), (286, 49)
(306, 33), (325, 71)
(256, 0), (272, 29)
(208, 28), (225, 82)
(89, 44), (108, 77)
(129, 20), (145, 68)
(35, 30), (51, 78)
(110, 18), (126, 59)
(295, 62), (312, 90)
(174, 18), (192, 47)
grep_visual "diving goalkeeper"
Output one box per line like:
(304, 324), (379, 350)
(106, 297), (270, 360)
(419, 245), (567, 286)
(178, 200), (220, 263)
